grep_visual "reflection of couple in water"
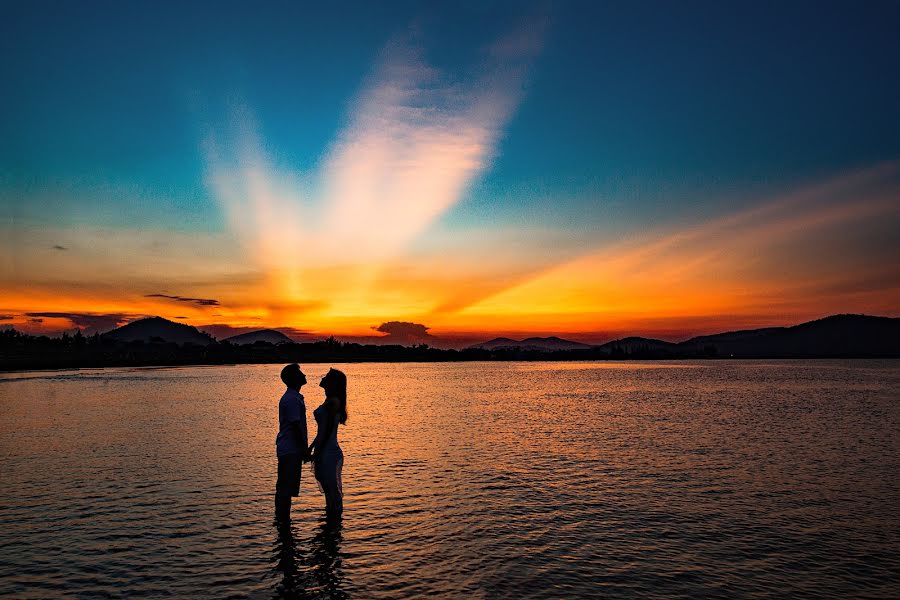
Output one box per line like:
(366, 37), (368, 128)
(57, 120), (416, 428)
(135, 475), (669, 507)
(274, 364), (347, 523)
(272, 517), (346, 599)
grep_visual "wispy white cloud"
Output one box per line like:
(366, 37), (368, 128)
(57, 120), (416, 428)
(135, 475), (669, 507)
(204, 111), (312, 272)
(319, 29), (541, 263)
(204, 21), (543, 297)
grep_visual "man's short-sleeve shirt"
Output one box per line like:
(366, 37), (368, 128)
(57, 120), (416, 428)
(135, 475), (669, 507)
(276, 388), (306, 457)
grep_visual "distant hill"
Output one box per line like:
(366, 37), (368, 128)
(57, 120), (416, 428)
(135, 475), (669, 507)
(103, 316), (215, 346)
(470, 314), (899, 357)
(682, 327), (783, 346)
(595, 336), (679, 354)
(223, 329), (293, 345)
(520, 336), (593, 351)
(472, 337), (521, 350)
(677, 314), (899, 358)
(471, 336), (592, 351)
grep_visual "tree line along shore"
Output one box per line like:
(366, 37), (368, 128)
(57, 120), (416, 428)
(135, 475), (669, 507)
(2, 312), (898, 371)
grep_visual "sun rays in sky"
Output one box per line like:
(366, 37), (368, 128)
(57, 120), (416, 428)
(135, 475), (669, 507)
(2, 3), (899, 345)
(202, 24), (543, 333)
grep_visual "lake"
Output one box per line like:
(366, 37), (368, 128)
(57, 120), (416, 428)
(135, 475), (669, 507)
(1, 361), (898, 598)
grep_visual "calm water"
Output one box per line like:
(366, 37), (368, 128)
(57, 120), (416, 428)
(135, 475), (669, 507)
(1, 361), (898, 598)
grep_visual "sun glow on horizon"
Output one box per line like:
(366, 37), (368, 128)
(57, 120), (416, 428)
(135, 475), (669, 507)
(4, 158), (898, 344)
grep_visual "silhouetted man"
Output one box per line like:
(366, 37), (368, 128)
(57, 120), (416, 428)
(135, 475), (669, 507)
(275, 363), (309, 523)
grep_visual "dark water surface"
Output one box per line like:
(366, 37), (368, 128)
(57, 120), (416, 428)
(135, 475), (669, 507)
(1, 361), (898, 598)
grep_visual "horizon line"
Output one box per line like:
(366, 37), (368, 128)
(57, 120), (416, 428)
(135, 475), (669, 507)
(3, 312), (895, 349)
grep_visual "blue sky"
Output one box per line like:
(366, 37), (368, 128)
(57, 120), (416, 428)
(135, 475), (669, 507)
(5, 1), (899, 224)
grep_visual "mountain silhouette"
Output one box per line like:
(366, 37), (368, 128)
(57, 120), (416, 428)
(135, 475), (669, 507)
(590, 314), (898, 357)
(472, 337), (521, 350)
(677, 314), (899, 357)
(470, 314), (898, 357)
(222, 329), (293, 345)
(594, 336), (679, 354)
(103, 316), (215, 346)
(472, 336), (592, 351)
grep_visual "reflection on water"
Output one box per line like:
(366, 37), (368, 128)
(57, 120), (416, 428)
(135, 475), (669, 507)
(1, 360), (898, 598)
(273, 516), (346, 599)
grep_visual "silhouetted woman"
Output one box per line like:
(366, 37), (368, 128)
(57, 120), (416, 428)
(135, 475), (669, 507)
(309, 368), (347, 516)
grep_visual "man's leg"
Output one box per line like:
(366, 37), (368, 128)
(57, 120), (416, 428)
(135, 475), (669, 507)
(275, 454), (300, 523)
(275, 492), (292, 523)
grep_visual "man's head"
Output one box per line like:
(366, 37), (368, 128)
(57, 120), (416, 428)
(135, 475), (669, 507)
(280, 363), (307, 390)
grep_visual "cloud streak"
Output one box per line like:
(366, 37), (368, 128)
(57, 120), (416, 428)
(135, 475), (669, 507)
(146, 294), (221, 307)
(198, 323), (317, 342)
(24, 312), (133, 333)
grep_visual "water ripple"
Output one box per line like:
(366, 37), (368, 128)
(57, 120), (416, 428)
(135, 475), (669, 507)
(1, 360), (899, 598)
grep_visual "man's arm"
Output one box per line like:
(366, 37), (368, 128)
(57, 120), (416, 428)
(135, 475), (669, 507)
(292, 396), (309, 460)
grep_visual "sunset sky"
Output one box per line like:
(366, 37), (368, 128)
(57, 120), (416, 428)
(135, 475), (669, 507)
(2, 1), (899, 346)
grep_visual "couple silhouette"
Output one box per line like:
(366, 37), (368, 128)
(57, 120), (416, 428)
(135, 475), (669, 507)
(274, 364), (348, 524)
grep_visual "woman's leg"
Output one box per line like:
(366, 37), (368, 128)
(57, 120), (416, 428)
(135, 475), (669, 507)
(318, 454), (343, 515)
(323, 482), (342, 515)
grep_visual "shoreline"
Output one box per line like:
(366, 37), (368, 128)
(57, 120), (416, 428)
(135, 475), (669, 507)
(3, 354), (899, 374)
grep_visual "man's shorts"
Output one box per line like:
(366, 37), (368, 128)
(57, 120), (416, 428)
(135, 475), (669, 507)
(276, 454), (302, 497)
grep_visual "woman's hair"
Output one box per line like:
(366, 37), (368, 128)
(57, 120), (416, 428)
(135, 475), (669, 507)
(322, 368), (348, 424)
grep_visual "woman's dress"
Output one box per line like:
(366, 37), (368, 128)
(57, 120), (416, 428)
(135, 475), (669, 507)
(313, 403), (343, 497)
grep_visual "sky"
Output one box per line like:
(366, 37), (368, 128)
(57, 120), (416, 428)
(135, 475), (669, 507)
(2, 1), (899, 346)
